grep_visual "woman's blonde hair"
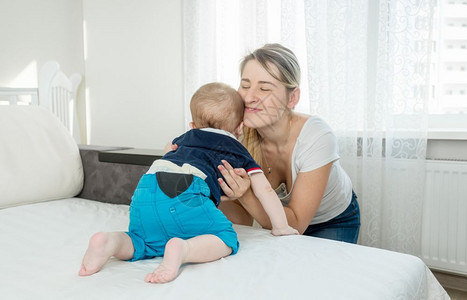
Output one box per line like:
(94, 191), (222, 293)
(190, 82), (244, 133)
(240, 43), (301, 165)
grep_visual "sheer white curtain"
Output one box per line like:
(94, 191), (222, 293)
(183, 0), (434, 256)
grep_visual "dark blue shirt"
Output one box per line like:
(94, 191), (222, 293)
(162, 129), (261, 206)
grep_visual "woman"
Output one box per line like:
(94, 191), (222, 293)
(217, 43), (360, 243)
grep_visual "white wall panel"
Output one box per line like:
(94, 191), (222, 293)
(83, 0), (184, 149)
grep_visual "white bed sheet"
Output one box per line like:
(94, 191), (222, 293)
(0, 198), (448, 300)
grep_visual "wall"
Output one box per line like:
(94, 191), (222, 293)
(0, 0), (84, 86)
(0, 0), (184, 149)
(0, 0), (85, 137)
(82, 0), (184, 149)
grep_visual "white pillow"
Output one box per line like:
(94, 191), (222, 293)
(0, 106), (84, 208)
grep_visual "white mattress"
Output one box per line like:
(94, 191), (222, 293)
(0, 198), (448, 300)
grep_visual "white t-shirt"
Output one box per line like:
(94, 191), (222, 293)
(276, 116), (353, 225)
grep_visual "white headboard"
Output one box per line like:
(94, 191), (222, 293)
(0, 61), (82, 143)
(38, 61), (82, 143)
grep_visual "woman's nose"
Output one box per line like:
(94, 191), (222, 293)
(243, 89), (259, 104)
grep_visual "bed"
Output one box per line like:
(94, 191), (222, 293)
(0, 101), (449, 299)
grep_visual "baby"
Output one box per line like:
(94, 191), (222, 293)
(79, 82), (297, 283)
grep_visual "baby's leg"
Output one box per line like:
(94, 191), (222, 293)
(145, 234), (232, 284)
(79, 232), (134, 276)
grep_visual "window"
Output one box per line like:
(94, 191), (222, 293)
(431, 0), (467, 114)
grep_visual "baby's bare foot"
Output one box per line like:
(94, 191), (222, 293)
(271, 226), (299, 236)
(145, 263), (179, 283)
(145, 238), (186, 284)
(79, 232), (113, 276)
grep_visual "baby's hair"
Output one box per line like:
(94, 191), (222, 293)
(190, 82), (244, 133)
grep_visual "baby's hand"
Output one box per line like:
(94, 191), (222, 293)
(271, 226), (299, 236)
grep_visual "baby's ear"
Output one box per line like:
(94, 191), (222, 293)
(189, 122), (197, 129)
(234, 122), (244, 137)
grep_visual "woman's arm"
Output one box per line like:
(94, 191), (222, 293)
(283, 163), (332, 233)
(219, 160), (333, 234)
(217, 200), (253, 226)
(216, 160), (254, 225)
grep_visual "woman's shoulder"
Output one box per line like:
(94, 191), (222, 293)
(293, 114), (339, 169)
(297, 114), (335, 140)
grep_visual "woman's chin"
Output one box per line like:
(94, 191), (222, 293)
(243, 118), (261, 129)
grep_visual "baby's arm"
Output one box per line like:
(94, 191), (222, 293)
(250, 173), (298, 236)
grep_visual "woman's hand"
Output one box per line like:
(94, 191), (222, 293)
(164, 143), (178, 154)
(218, 160), (250, 201)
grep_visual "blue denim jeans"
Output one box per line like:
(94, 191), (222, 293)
(303, 191), (360, 244)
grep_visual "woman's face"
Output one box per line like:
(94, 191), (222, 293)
(238, 59), (289, 129)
